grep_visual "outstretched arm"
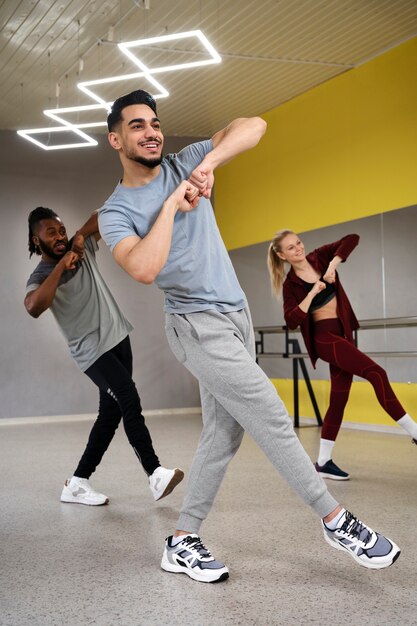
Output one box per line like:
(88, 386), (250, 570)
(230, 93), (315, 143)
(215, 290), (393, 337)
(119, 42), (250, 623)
(113, 180), (199, 284)
(189, 117), (267, 198)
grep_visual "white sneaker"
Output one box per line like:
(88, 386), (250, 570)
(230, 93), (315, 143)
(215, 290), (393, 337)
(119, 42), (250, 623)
(60, 476), (109, 506)
(149, 467), (184, 501)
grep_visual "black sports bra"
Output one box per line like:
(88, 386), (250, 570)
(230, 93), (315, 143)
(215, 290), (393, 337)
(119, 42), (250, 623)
(300, 277), (336, 312)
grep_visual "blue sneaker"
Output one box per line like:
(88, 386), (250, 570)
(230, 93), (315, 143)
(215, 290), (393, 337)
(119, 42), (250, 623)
(322, 511), (401, 569)
(315, 459), (350, 480)
(161, 534), (229, 583)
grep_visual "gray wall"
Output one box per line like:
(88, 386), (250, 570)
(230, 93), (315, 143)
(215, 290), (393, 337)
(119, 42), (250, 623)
(0, 130), (201, 418)
(3, 126), (417, 418)
(230, 206), (417, 383)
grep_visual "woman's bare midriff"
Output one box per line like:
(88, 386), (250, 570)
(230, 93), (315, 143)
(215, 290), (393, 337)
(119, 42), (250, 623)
(311, 294), (338, 321)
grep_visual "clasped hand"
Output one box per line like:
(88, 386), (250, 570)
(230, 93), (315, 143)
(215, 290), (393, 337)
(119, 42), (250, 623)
(312, 280), (326, 295)
(188, 162), (214, 199)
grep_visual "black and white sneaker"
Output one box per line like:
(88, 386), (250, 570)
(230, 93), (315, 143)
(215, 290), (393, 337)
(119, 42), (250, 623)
(315, 460), (350, 480)
(161, 534), (229, 583)
(322, 510), (401, 569)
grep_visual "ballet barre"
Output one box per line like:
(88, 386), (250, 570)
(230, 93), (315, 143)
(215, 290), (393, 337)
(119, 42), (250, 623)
(254, 316), (417, 427)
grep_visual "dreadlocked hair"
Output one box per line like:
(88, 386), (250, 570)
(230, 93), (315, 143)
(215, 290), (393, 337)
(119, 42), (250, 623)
(267, 229), (295, 298)
(28, 206), (59, 257)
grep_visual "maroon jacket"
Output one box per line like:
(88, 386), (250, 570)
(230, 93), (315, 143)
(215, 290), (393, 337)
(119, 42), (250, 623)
(282, 234), (360, 367)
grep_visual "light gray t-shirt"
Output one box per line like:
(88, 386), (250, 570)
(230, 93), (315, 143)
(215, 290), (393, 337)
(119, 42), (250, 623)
(25, 236), (133, 371)
(98, 140), (247, 314)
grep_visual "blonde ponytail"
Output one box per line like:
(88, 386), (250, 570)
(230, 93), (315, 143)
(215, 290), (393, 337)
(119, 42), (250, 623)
(267, 229), (295, 297)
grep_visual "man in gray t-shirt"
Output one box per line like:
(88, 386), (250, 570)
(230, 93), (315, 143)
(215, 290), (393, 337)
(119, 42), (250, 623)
(25, 207), (183, 506)
(98, 89), (400, 583)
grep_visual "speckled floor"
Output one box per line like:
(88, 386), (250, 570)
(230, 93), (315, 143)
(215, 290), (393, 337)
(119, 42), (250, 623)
(1, 412), (416, 626)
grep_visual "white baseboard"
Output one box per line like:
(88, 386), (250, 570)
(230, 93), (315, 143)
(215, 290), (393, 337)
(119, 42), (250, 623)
(296, 415), (407, 436)
(0, 407), (202, 426)
(0, 410), (406, 437)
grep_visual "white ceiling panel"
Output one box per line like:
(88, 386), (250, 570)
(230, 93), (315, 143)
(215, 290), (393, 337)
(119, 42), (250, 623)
(1, 0), (416, 137)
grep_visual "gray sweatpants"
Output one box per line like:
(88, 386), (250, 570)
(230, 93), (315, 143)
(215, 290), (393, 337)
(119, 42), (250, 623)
(165, 307), (338, 533)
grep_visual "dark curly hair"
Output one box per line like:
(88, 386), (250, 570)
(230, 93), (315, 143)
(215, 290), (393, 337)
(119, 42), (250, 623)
(28, 207), (59, 257)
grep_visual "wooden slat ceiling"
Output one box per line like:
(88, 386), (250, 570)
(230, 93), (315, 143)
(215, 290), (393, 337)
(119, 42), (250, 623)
(1, 0), (416, 137)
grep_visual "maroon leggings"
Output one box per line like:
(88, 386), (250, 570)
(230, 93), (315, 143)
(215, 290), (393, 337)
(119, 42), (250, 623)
(313, 318), (405, 441)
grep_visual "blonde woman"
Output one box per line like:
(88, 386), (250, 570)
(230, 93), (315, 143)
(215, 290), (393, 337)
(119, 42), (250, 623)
(268, 230), (417, 479)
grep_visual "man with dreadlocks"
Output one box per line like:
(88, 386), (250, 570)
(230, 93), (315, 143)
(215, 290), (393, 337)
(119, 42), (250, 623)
(25, 207), (184, 506)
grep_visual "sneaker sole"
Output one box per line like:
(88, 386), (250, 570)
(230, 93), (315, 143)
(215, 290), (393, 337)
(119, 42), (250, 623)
(323, 530), (401, 569)
(161, 553), (229, 583)
(155, 468), (184, 501)
(60, 494), (109, 506)
(318, 471), (350, 481)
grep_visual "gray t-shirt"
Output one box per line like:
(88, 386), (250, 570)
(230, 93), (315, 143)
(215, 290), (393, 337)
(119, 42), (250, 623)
(98, 140), (246, 314)
(25, 236), (133, 371)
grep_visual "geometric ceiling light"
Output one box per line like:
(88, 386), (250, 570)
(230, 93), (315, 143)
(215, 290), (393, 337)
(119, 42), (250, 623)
(118, 30), (222, 74)
(77, 70), (168, 107)
(77, 29), (222, 106)
(44, 103), (111, 130)
(16, 125), (98, 150)
(17, 30), (221, 150)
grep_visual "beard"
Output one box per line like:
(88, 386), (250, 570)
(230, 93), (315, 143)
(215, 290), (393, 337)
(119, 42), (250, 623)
(125, 138), (163, 169)
(38, 238), (70, 261)
(129, 154), (163, 169)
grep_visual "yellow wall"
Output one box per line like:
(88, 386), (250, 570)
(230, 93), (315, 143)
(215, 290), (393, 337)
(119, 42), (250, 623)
(216, 36), (417, 250)
(216, 37), (417, 432)
(271, 379), (417, 430)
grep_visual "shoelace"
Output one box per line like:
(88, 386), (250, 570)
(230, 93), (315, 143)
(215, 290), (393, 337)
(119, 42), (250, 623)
(340, 511), (372, 544)
(182, 535), (212, 558)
